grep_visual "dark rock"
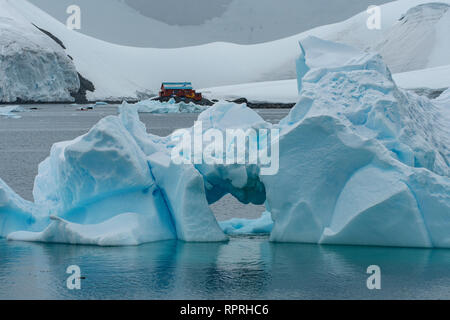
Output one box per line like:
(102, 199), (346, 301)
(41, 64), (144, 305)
(71, 73), (96, 104)
(227, 97), (294, 109)
(32, 24), (66, 49)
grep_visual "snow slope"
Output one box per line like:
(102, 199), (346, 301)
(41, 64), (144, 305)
(0, 2), (79, 103)
(2, 0), (449, 101)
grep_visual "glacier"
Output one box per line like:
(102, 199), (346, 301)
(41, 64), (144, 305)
(0, 15), (80, 103)
(1, 37), (449, 248)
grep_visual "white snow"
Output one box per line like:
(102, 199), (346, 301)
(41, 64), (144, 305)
(2, 0), (449, 101)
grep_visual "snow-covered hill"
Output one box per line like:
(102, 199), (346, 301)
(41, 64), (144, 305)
(0, 3), (79, 103)
(1, 0), (449, 101)
(28, 0), (391, 48)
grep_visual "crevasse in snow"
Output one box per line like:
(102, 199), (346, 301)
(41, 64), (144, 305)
(1, 37), (449, 248)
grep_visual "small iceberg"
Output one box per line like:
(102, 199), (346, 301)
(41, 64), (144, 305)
(135, 98), (209, 114)
(219, 211), (274, 235)
(0, 105), (25, 119)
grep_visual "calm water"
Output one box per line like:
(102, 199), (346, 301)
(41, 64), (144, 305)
(1, 105), (449, 300)
(0, 237), (449, 300)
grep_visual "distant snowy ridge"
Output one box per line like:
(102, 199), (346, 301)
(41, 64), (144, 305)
(2, 0), (449, 101)
(0, 5), (80, 103)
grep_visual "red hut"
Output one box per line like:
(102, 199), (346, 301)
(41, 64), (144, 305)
(159, 82), (202, 101)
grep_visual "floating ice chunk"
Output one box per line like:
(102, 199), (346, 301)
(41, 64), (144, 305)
(0, 105), (25, 118)
(219, 211), (273, 235)
(135, 98), (208, 113)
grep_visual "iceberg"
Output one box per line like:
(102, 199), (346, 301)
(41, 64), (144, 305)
(1, 37), (449, 248)
(265, 37), (450, 247)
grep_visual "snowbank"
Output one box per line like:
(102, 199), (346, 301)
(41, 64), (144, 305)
(1, 37), (449, 248)
(0, 11), (79, 102)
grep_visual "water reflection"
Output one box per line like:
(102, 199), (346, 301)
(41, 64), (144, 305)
(0, 238), (448, 299)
